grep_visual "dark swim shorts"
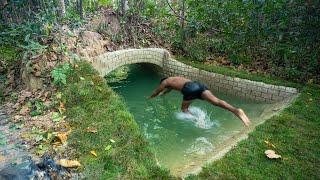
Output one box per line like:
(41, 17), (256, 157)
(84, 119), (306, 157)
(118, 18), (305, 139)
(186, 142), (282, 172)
(181, 81), (208, 101)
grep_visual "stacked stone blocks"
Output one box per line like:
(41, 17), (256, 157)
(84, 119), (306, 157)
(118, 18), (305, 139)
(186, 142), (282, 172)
(91, 48), (298, 103)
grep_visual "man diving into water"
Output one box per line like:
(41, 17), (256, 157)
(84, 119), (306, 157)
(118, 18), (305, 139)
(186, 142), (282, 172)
(149, 77), (250, 127)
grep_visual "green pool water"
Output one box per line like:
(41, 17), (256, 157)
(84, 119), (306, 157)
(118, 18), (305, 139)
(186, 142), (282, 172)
(108, 64), (273, 175)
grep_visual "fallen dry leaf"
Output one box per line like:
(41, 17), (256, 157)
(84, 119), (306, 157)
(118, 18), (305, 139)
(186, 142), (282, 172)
(58, 159), (81, 168)
(44, 91), (50, 98)
(14, 115), (23, 121)
(43, 100), (51, 107)
(57, 133), (68, 144)
(22, 90), (32, 98)
(56, 130), (71, 144)
(52, 141), (62, 147)
(59, 102), (66, 112)
(0, 155), (5, 162)
(90, 150), (98, 157)
(86, 127), (97, 133)
(34, 71), (41, 77)
(19, 106), (30, 116)
(265, 150), (281, 159)
(60, 102), (65, 109)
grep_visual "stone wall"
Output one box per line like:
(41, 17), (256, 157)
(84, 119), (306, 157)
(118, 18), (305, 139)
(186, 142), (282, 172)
(91, 48), (298, 103)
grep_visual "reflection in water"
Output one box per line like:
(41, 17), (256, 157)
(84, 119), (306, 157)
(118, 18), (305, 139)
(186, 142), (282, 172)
(108, 64), (272, 174)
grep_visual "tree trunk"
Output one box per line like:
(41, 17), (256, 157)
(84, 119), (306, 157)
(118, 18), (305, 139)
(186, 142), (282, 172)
(120, 0), (126, 16)
(179, 0), (185, 29)
(78, 0), (83, 19)
(0, 0), (8, 23)
(179, 0), (186, 48)
(59, 0), (66, 17)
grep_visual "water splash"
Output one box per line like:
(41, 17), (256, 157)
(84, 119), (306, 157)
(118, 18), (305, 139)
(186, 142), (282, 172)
(175, 106), (219, 129)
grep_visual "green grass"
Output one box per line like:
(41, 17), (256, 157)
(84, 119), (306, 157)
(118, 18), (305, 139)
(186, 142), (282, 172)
(176, 56), (301, 89)
(186, 85), (320, 179)
(62, 62), (174, 179)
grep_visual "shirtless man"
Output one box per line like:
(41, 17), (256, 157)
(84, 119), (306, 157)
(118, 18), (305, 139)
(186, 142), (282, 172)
(149, 76), (250, 127)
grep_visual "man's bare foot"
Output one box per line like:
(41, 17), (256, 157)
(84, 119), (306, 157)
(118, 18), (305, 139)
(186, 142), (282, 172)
(237, 109), (250, 127)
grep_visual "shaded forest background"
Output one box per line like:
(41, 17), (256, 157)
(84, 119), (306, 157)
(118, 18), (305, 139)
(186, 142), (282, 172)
(1, 0), (319, 85)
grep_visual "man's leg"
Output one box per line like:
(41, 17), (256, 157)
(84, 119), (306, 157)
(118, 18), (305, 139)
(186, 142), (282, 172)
(201, 90), (250, 126)
(181, 100), (192, 114)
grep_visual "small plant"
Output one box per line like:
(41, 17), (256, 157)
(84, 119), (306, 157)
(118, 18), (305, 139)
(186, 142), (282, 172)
(51, 63), (72, 86)
(0, 89), (4, 102)
(30, 100), (46, 117)
(20, 34), (48, 60)
(228, 54), (251, 66)
(10, 92), (18, 102)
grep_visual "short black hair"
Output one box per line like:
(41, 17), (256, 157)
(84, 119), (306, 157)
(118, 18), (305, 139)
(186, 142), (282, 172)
(160, 77), (168, 83)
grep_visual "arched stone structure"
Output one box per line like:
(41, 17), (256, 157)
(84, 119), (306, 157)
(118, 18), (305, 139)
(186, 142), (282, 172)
(91, 48), (168, 76)
(91, 48), (298, 103)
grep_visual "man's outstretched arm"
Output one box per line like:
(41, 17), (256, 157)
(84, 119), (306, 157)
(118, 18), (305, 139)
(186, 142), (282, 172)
(149, 83), (166, 98)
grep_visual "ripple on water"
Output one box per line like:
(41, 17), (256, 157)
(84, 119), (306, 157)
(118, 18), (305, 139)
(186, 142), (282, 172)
(185, 137), (213, 155)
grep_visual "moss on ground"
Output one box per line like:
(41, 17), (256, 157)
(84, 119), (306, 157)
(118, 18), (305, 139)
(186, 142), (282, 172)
(62, 62), (174, 179)
(0, 46), (20, 69)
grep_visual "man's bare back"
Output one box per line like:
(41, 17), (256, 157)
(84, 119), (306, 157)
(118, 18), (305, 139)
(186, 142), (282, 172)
(161, 77), (191, 91)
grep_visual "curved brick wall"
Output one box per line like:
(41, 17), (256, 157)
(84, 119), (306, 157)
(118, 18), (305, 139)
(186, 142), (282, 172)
(90, 48), (298, 103)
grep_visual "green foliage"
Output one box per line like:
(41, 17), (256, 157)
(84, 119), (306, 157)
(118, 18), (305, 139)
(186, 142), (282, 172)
(0, 46), (20, 70)
(30, 100), (47, 117)
(51, 112), (64, 122)
(20, 35), (48, 60)
(97, 0), (113, 7)
(228, 54), (251, 66)
(148, 0), (320, 83)
(51, 63), (72, 86)
(105, 66), (129, 83)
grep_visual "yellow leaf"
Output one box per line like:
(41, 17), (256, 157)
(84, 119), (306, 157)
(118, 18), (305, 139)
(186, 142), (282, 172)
(47, 133), (52, 140)
(58, 159), (81, 168)
(52, 141), (62, 147)
(90, 150), (98, 157)
(56, 129), (71, 145)
(57, 133), (68, 144)
(264, 140), (276, 148)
